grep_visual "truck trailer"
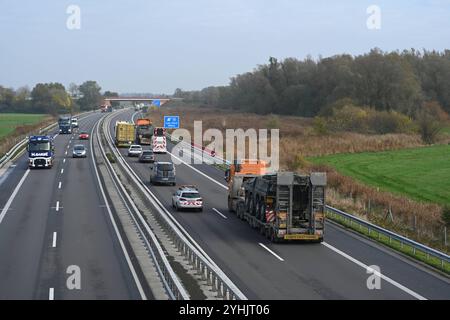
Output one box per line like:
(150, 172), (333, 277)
(115, 121), (136, 147)
(234, 172), (326, 242)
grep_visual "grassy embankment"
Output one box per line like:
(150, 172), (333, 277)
(0, 113), (54, 157)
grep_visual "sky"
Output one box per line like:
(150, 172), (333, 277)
(0, 0), (449, 94)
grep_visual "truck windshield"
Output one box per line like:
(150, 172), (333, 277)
(29, 141), (50, 151)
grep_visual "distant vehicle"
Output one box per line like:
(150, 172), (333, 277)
(58, 115), (72, 134)
(72, 144), (87, 158)
(115, 121), (135, 147)
(27, 135), (54, 169)
(150, 161), (176, 185)
(135, 118), (153, 145)
(71, 117), (79, 128)
(100, 105), (112, 112)
(139, 150), (155, 163)
(127, 145), (143, 157)
(152, 127), (167, 153)
(172, 185), (203, 212)
(78, 131), (89, 140)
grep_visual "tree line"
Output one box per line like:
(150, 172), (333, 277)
(0, 81), (118, 115)
(174, 49), (450, 118)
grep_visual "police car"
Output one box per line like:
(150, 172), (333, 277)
(171, 185), (203, 212)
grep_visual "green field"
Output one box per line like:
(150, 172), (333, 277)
(310, 145), (450, 205)
(0, 113), (48, 139)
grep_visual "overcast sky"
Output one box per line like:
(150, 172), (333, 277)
(0, 0), (449, 94)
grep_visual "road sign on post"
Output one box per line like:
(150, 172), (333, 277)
(164, 116), (180, 129)
(152, 99), (161, 107)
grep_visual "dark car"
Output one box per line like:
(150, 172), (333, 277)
(139, 150), (155, 163)
(150, 161), (176, 185)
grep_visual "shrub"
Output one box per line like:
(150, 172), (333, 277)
(313, 117), (328, 135)
(442, 206), (450, 227)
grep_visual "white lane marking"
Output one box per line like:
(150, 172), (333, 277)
(48, 288), (54, 300)
(60, 169), (64, 174)
(0, 169), (30, 225)
(322, 242), (427, 300)
(91, 121), (147, 300)
(212, 208), (228, 219)
(52, 232), (57, 248)
(169, 152), (228, 190)
(58, 181), (62, 189)
(67, 145), (69, 149)
(55, 201), (60, 212)
(65, 151), (68, 155)
(258, 243), (284, 261)
(63, 159), (66, 164)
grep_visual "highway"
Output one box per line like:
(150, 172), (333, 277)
(0, 112), (143, 300)
(0, 108), (448, 300)
(109, 109), (450, 300)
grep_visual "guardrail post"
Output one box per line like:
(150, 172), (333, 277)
(216, 281), (223, 298)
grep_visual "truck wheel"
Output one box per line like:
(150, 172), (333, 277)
(270, 229), (279, 243)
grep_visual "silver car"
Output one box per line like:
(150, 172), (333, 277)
(72, 144), (87, 158)
(172, 185), (203, 211)
(128, 144), (142, 157)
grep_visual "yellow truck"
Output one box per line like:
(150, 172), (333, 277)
(115, 121), (136, 147)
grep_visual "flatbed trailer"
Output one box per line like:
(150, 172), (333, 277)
(235, 172), (326, 242)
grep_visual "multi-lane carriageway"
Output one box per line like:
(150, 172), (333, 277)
(0, 109), (449, 300)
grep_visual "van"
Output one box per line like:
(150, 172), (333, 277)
(150, 161), (176, 186)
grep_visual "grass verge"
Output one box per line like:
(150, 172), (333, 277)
(326, 210), (450, 274)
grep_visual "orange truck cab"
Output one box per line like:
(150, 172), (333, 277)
(225, 159), (268, 212)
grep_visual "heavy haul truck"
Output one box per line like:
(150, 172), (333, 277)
(225, 160), (268, 212)
(227, 161), (326, 242)
(115, 121), (136, 147)
(135, 118), (153, 145)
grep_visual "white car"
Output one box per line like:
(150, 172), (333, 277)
(127, 145), (143, 157)
(71, 118), (79, 128)
(172, 185), (203, 212)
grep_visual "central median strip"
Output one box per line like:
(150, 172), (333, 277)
(91, 117), (148, 300)
(100, 109), (247, 300)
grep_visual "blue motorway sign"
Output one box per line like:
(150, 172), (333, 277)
(164, 116), (179, 129)
(152, 99), (161, 107)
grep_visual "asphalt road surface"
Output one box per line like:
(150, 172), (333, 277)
(0, 112), (142, 300)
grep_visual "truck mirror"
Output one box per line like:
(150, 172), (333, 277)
(224, 169), (230, 182)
